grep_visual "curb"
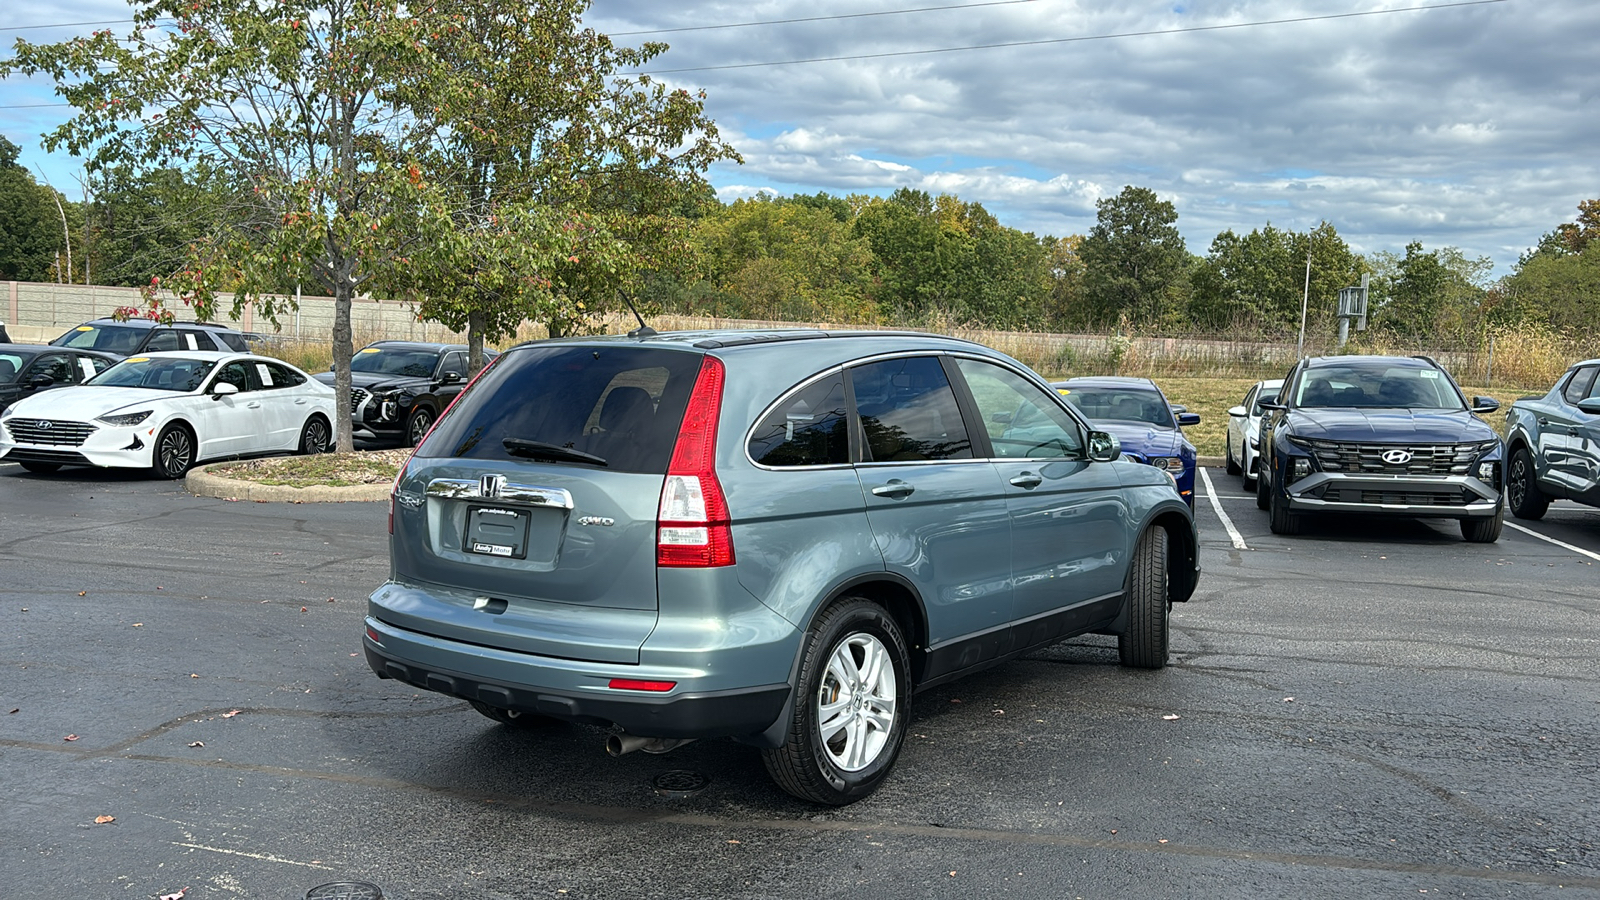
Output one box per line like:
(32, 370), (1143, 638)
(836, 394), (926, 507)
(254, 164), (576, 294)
(186, 464), (390, 503)
(1197, 456), (1224, 468)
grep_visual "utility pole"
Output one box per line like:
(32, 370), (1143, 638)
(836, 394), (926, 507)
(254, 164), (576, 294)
(1296, 242), (1312, 359)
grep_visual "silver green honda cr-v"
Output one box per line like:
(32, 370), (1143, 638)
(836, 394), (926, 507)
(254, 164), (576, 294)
(364, 330), (1199, 804)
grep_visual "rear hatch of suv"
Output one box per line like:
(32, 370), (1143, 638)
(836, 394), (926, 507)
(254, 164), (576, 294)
(383, 343), (708, 664)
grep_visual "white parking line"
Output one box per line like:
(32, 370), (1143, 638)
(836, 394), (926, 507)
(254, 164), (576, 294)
(1198, 467), (1248, 551)
(1505, 521), (1600, 563)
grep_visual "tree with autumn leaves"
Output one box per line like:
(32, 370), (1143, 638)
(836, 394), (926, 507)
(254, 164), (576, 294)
(6, 0), (735, 451)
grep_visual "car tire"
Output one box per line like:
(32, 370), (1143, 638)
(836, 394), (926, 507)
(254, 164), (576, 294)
(1255, 457), (1271, 510)
(468, 701), (553, 728)
(1460, 508), (1503, 543)
(1117, 526), (1170, 669)
(406, 406), (435, 447)
(20, 461), (61, 474)
(1506, 446), (1549, 521)
(761, 598), (910, 806)
(298, 415), (332, 455)
(1268, 469), (1301, 535)
(152, 423), (196, 480)
(1225, 436), (1241, 475)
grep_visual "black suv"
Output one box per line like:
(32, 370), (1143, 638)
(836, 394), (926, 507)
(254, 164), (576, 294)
(50, 318), (250, 357)
(315, 341), (495, 445)
(1256, 355), (1504, 541)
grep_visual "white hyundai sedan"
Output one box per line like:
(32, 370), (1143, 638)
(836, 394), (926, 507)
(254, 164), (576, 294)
(0, 351), (335, 478)
(1224, 377), (1284, 490)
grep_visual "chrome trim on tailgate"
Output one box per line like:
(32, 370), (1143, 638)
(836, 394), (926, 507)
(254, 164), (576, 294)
(426, 477), (574, 509)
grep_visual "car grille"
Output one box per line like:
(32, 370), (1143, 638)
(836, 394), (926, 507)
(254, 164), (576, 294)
(6, 418), (96, 447)
(1320, 488), (1471, 506)
(1308, 442), (1487, 476)
(351, 388), (370, 406)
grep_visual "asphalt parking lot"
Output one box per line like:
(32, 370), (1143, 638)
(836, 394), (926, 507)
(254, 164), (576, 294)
(3, 460), (1599, 899)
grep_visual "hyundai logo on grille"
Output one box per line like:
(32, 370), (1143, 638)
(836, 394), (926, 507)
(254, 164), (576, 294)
(35, 420), (52, 429)
(1381, 449), (1414, 465)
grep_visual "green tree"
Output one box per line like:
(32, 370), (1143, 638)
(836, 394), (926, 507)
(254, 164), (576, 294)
(6, 0), (472, 450)
(83, 164), (241, 288)
(1079, 186), (1189, 326)
(0, 136), (67, 282)
(1190, 221), (1363, 337)
(1041, 234), (1087, 330)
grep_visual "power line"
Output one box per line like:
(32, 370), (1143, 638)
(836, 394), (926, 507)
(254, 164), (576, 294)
(609, 0), (1041, 36)
(628, 0), (1510, 74)
(0, 18), (171, 33)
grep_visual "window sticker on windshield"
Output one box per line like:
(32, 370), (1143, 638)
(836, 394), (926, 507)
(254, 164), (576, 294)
(255, 363), (274, 385)
(128, 357), (149, 363)
(76, 326), (94, 331)
(1421, 370), (1439, 379)
(78, 358), (96, 380)
(360, 348), (382, 354)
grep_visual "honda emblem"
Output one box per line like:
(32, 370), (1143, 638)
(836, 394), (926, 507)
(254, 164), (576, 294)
(480, 474), (506, 498)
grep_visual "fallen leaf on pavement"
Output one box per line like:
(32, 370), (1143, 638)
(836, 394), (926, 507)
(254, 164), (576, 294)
(188, 742), (204, 748)
(93, 815), (115, 824)
(1159, 839), (1169, 844)
(221, 710), (241, 718)
(1162, 714), (1181, 721)
(301, 607), (308, 612)
(159, 889), (187, 900)
(78, 591), (86, 596)
(727, 840), (741, 844)
(132, 623), (143, 627)
(64, 734), (79, 741)
(189, 674), (198, 678)
(8, 708), (17, 714)
(1284, 697), (1295, 702)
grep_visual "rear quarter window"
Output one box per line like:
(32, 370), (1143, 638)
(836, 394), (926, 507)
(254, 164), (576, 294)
(748, 373), (850, 467)
(415, 345), (704, 474)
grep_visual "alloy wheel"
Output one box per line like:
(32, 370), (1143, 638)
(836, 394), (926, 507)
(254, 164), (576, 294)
(816, 633), (898, 772)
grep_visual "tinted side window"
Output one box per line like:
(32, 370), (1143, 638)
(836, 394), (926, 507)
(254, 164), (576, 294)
(214, 332), (249, 352)
(748, 373), (849, 467)
(415, 346), (702, 474)
(1563, 367), (1598, 405)
(849, 357), (972, 462)
(953, 358), (1082, 459)
(213, 361), (255, 392)
(31, 354), (73, 384)
(143, 330), (181, 352)
(440, 352), (467, 377)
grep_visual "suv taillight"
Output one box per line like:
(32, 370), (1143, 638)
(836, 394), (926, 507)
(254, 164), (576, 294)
(657, 356), (734, 568)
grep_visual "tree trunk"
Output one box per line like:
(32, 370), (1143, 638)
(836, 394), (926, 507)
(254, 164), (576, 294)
(332, 280), (355, 453)
(467, 308), (486, 375)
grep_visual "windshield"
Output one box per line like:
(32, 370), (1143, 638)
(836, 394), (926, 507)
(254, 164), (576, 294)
(1293, 364), (1465, 410)
(1251, 382), (1284, 416)
(350, 347), (440, 377)
(1059, 387), (1174, 427)
(88, 356), (217, 392)
(0, 351), (33, 384)
(52, 324), (146, 354)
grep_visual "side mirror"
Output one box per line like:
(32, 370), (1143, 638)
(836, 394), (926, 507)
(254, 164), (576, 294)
(1177, 412), (1201, 427)
(1577, 398), (1600, 415)
(1258, 399), (1287, 412)
(1087, 430), (1121, 463)
(1470, 396), (1500, 414)
(1227, 405), (1247, 418)
(329, 364), (336, 372)
(1169, 404), (1188, 414)
(439, 371), (463, 384)
(211, 381), (239, 400)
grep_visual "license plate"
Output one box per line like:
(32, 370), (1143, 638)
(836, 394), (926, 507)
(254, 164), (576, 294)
(465, 506), (529, 559)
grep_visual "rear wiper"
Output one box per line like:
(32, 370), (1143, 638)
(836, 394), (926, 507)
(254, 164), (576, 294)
(502, 438), (608, 467)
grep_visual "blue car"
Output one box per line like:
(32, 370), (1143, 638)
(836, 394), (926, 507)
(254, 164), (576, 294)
(1053, 376), (1199, 506)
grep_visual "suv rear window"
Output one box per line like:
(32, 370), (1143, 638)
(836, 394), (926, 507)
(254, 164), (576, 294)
(414, 345), (703, 474)
(52, 324), (145, 354)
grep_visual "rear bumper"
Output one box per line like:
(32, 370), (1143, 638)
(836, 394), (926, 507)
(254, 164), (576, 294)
(1286, 472), (1501, 518)
(363, 615), (793, 739)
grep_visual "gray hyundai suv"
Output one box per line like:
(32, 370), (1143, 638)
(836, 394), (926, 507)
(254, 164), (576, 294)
(364, 330), (1199, 804)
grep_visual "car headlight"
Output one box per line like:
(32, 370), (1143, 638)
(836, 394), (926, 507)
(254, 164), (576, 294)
(96, 410), (153, 427)
(1145, 457), (1183, 471)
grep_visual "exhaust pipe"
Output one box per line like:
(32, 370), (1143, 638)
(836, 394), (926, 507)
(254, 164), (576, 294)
(605, 733), (697, 757)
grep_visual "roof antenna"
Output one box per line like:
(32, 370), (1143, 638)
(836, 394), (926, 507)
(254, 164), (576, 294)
(621, 293), (657, 338)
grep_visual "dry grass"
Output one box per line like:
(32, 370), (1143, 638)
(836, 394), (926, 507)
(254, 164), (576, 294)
(207, 449), (410, 487)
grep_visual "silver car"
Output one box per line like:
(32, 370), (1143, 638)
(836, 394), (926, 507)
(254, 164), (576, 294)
(1226, 378), (1283, 489)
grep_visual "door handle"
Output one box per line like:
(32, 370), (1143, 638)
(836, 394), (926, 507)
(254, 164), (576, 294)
(246, 401), (262, 409)
(871, 480), (914, 498)
(1538, 417), (1549, 427)
(1009, 472), (1043, 488)
(295, 398), (307, 405)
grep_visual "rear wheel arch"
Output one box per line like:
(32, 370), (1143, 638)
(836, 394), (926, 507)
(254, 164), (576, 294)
(807, 575), (928, 684)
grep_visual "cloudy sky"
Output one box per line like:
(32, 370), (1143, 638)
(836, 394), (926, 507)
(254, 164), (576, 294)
(4, 0), (1598, 276)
